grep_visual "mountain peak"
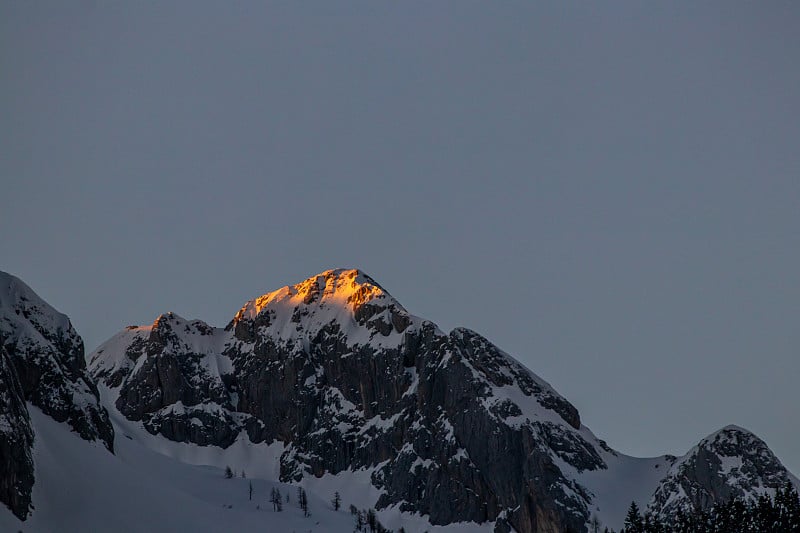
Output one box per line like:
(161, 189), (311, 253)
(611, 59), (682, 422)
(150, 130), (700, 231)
(699, 424), (767, 453)
(649, 422), (792, 519)
(234, 268), (391, 320)
(0, 271), (74, 339)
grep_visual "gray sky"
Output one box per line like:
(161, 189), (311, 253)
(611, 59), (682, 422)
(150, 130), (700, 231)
(2, 2), (799, 475)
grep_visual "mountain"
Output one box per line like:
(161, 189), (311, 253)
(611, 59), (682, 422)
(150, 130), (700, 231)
(649, 425), (797, 519)
(89, 269), (610, 532)
(0, 271), (113, 519)
(0, 268), (796, 532)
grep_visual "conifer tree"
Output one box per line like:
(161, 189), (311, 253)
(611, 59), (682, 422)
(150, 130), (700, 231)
(332, 490), (342, 511)
(623, 501), (644, 533)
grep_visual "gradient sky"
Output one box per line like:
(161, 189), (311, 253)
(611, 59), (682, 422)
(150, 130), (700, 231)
(2, 2), (799, 475)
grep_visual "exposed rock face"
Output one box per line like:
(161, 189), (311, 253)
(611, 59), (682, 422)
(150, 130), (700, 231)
(649, 425), (794, 519)
(88, 268), (799, 533)
(0, 271), (115, 521)
(0, 344), (34, 520)
(0, 272), (114, 453)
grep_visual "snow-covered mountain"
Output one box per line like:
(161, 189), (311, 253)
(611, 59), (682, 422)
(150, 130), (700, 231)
(0, 271), (113, 520)
(0, 268), (797, 532)
(649, 425), (797, 519)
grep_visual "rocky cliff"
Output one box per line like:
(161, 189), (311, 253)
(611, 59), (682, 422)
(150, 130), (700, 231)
(0, 271), (115, 520)
(0, 343), (34, 520)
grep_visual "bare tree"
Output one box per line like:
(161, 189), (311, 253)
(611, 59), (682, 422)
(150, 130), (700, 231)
(299, 488), (309, 517)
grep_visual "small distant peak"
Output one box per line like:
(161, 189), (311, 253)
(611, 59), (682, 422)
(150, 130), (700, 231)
(697, 424), (768, 455)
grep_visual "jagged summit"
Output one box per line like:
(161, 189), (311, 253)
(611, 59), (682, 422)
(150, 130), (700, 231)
(112, 269), (412, 344)
(226, 268), (416, 345)
(233, 268), (395, 321)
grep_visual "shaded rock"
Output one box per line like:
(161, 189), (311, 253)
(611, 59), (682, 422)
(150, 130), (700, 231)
(0, 344), (34, 520)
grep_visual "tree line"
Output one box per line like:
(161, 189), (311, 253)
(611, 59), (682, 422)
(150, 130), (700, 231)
(615, 482), (800, 533)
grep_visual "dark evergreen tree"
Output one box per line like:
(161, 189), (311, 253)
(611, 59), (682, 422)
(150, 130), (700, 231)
(224, 465), (233, 479)
(623, 501), (644, 533)
(618, 485), (800, 533)
(332, 490), (342, 511)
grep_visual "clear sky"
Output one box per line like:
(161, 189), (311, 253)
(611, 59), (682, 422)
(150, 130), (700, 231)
(2, 2), (799, 475)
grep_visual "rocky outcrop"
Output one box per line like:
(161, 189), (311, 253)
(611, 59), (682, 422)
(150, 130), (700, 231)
(0, 344), (34, 520)
(0, 272), (114, 453)
(649, 425), (794, 519)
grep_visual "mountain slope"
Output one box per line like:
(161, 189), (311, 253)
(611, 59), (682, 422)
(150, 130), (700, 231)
(0, 271), (114, 520)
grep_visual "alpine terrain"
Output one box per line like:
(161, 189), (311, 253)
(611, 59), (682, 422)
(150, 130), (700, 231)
(0, 268), (797, 532)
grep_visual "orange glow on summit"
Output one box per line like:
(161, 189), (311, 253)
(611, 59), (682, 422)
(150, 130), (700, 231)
(231, 269), (390, 325)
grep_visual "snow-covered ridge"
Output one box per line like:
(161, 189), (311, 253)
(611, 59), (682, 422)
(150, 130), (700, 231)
(0, 271), (78, 356)
(0, 270), (113, 451)
(69, 268), (800, 532)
